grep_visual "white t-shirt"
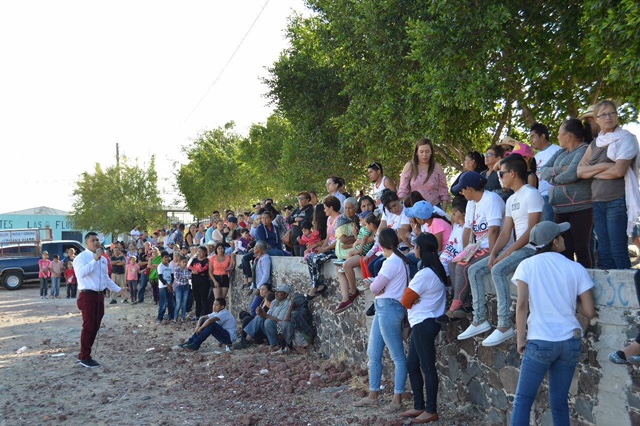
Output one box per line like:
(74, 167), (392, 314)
(376, 254), (409, 301)
(207, 309), (238, 342)
(406, 268), (446, 326)
(381, 207), (411, 249)
(157, 263), (174, 289)
(464, 191), (505, 249)
(506, 185), (544, 241)
(512, 252), (594, 341)
(439, 223), (464, 276)
(535, 144), (561, 196)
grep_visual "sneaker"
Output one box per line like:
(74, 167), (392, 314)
(78, 358), (101, 369)
(609, 351), (629, 364)
(335, 299), (354, 314)
(109, 300), (117, 305)
(333, 260), (345, 266)
(183, 343), (198, 351)
(123, 299), (129, 304)
(225, 345), (232, 352)
(458, 321), (492, 340)
(628, 355), (640, 364)
(481, 328), (515, 347)
(337, 268), (345, 273)
(366, 303), (375, 317)
(233, 340), (250, 350)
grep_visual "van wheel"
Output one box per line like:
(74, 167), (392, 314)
(3, 272), (24, 290)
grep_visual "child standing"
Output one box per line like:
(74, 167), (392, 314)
(38, 251), (51, 299)
(65, 261), (77, 298)
(50, 254), (64, 298)
(173, 256), (192, 322)
(157, 251), (175, 324)
(299, 221), (323, 261)
(126, 256), (140, 304)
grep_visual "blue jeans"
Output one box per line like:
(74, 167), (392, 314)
(51, 277), (61, 296)
(542, 194), (554, 222)
(187, 321), (232, 348)
(157, 287), (175, 322)
(592, 197), (631, 269)
(368, 298), (407, 394)
(174, 285), (190, 320)
(512, 338), (582, 426)
(263, 318), (280, 346)
(138, 273), (149, 303)
(244, 316), (266, 342)
(40, 278), (49, 296)
(468, 246), (535, 328)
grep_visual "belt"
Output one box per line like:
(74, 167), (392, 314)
(79, 289), (103, 294)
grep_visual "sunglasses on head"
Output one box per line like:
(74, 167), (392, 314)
(368, 162), (382, 170)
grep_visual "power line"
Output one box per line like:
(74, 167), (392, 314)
(183, 0), (272, 124)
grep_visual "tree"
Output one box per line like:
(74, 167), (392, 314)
(70, 157), (165, 235)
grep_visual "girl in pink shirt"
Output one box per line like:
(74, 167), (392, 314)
(127, 257), (141, 304)
(38, 251), (52, 299)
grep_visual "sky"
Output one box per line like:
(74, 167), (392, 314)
(0, 0), (307, 214)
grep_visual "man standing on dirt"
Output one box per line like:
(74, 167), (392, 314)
(73, 232), (122, 368)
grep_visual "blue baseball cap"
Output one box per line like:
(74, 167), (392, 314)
(404, 201), (435, 220)
(452, 171), (486, 193)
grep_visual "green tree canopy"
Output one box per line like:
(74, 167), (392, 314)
(70, 156), (165, 235)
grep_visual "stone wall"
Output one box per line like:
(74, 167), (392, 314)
(229, 256), (640, 426)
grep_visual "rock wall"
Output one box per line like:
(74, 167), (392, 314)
(229, 256), (640, 426)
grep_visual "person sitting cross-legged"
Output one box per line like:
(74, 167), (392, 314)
(181, 297), (238, 352)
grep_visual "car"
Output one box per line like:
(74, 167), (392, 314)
(0, 236), (85, 290)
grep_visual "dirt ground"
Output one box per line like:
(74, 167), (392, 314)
(0, 284), (479, 426)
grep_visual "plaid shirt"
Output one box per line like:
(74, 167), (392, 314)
(173, 266), (192, 287)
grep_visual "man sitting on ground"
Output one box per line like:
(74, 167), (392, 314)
(181, 298), (238, 352)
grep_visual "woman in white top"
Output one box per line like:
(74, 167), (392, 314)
(353, 228), (410, 413)
(368, 161), (397, 205)
(511, 221), (596, 426)
(400, 233), (446, 423)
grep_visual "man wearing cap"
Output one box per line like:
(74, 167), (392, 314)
(246, 284), (293, 352)
(530, 123), (561, 222)
(459, 155), (543, 346)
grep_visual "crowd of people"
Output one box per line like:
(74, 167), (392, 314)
(69, 100), (640, 424)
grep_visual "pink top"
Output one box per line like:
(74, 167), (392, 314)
(398, 162), (450, 206)
(127, 263), (140, 281)
(326, 215), (339, 246)
(38, 259), (51, 278)
(211, 255), (231, 276)
(300, 230), (322, 247)
(424, 218), (453, 248)
(50, 260), (64, 277)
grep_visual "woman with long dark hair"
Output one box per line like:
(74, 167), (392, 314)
(400, 233), (446, 423)
(398, 138), (450, 209)
(353, 228), (410, 413)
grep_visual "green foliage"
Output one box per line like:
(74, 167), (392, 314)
(70, 157), (164, 235)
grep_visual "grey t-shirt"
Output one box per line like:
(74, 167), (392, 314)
(589, 141), (625, 202)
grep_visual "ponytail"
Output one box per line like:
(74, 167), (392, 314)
(415, 234), (447, 284)
(379, 228), (411, 265)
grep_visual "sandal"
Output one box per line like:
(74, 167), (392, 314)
(353, 397), (379, 407)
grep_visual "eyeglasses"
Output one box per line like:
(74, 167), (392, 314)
(597, 111), (617, 119)
(498, 170), (512, 178)
(484, 152), (495, 157)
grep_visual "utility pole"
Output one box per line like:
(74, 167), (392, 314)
(116, 143), (120, 168)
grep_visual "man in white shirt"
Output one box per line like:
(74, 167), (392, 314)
(459, 155), (543, 346)
(73, 232), (122, 368)
(530, 123), (561, 221)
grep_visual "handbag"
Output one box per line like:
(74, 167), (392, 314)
(282, 229), (293, 247)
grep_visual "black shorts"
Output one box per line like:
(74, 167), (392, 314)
(213, 275), (230, 288)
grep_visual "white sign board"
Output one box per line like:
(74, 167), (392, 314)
(0, 230), (39, 243)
